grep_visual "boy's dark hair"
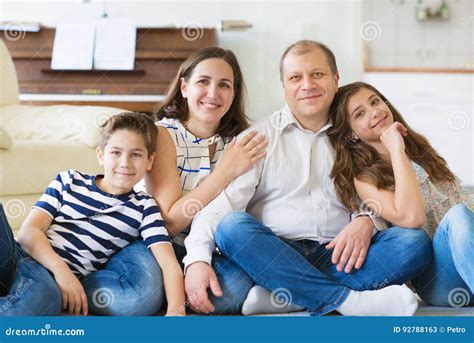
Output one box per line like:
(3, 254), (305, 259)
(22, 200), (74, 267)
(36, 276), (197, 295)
(99, 112), (157, 156)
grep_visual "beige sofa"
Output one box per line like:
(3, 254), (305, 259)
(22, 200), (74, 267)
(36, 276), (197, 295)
(0, 40), (125, 234)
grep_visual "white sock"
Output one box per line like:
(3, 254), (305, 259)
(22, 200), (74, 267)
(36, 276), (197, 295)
(337, 284), (418, 316)
(242, 285), (304, 315)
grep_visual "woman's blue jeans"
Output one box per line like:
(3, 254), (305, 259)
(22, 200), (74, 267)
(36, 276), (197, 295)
(413, 204), (474, 307)
(0, 204), (164, 316)
(215, 211), (433, 316)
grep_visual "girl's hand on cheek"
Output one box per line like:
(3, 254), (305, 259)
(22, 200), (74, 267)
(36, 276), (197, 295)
(380, 122), (407, 154)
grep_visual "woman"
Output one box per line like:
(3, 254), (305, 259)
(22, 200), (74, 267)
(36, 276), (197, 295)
(328, 81), (473, 307)
(144, 47), (267, 313)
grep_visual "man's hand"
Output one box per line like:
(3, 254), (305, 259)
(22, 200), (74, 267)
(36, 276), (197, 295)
(325, 216), (374, 273)
(184, 261), (223, 313)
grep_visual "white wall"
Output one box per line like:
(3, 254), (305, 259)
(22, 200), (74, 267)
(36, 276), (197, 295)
(364, 72), (473, 186)
(0, 0), (364, 120)
(2, 1), (472, 184)
(364, 0), (473, 69)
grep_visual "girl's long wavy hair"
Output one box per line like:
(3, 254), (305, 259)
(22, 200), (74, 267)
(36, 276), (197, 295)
(328, 82), (455, 212)
(155, 47), (249, 138)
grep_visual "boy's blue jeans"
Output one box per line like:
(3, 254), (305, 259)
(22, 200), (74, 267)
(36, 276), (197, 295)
(413, 204), (474, 307)
(0, 204), (164, 316)
(214, 211), (433, 315)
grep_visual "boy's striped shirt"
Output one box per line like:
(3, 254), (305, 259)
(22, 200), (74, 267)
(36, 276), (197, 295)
(34, 170), (170, 277)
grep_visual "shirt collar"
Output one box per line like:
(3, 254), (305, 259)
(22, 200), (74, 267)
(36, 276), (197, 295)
(277, 105), (297, 133)
(175, 120), (223, 148)
(279, 104), (333, 135)
(92, 174), (134, 200)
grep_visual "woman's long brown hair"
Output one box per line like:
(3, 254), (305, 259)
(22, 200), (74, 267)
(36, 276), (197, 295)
(155, 47), (249, 138)
(328, 82), (455, 212)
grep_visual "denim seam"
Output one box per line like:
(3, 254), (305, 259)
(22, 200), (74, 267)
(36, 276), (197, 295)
(310, 286), (351, 316)
(441, 217), (474, 293)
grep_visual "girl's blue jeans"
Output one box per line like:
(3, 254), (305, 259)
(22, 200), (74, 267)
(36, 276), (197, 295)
(413, 204), (474, 307)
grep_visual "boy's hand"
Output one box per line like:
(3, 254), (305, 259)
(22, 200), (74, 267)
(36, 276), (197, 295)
(150, 243), (186, 317)
(53, 266), (88, 316)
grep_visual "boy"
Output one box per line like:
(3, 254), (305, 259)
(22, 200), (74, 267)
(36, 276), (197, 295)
(0, 112), (185, 316)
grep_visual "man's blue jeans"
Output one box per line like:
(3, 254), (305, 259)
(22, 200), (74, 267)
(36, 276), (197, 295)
(413, 204), (474, 307)
(215, 211), (433, 316)
(0, 204), (164, 316)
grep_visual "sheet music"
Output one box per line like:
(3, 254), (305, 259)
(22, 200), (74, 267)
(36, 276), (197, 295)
(93, 18), (137, 70)
(51, 23), (95, 70)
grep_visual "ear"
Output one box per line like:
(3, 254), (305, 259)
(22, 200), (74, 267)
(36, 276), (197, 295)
(334, 72), (340, 87)
(146, 152), (155, 171)
(180, 77), (188, 98)
(96, 146), (105, 166)
(350, 132), (360, 142)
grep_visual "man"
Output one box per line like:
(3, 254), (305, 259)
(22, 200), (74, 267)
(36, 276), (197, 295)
(183, 40), (432, 316)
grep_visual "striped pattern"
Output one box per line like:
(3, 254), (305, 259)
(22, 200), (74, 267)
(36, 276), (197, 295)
(34, 170), (170, 277)
(157, 117), (229, 246)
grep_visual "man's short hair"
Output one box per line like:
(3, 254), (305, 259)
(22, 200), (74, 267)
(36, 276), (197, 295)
(279, 40), (338, 82)
(99, 112), (157, 157)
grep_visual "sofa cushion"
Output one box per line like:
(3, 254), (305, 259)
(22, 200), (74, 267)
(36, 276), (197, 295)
(0, 104), (124, 147)
(0, 128), (12, 149)
(0, 40), (20, 107)
(0, 140), (103, 195)
(0, 194), (44, 233)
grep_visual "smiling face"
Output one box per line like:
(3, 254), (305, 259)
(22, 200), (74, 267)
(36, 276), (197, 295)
(282, 47), (339, 123)
(346, 87), (394, 143)
(96, 129), (154, 195)
(180, 58), (235, 128)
